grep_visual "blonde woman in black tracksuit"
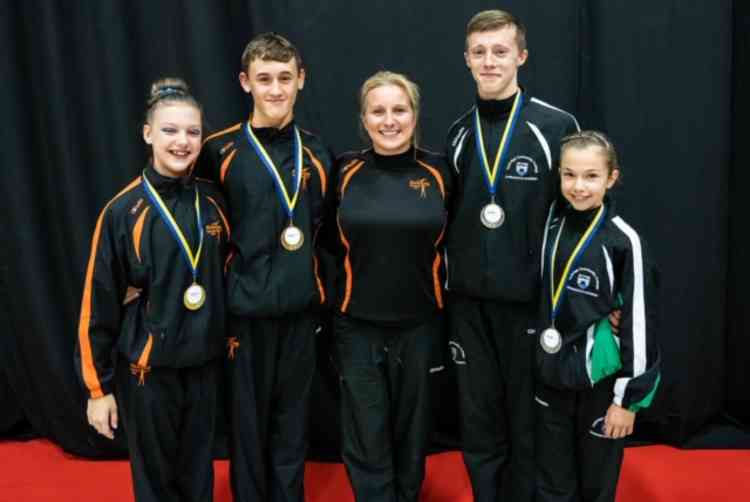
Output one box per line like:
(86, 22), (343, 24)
(327, 71), (452, 502)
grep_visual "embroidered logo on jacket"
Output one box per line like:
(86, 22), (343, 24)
(409, 178), (431, 198)
(566, 267), (600, 297)
(294, 167), (312, 192)
(505, 155), (540, 181)
(205, 221), (223, 239)
(130, 198), (144, 215)
(219, 141), (235, 156)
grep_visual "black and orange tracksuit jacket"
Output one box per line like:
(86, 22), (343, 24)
(326, 147), (452, 325)
(445, 92), (580, 303)
(195, 121), (332, 318)
(76, 165), (230, 399)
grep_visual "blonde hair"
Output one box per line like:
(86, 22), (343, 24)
(145, 77), (202, 123)
(560, 130), (621, 177)
(466, 10), (527, 51)
(358, 71), (421, 147)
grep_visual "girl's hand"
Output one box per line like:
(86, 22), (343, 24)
(87, 394), (118, 439)
(604, 403), (634, 439)
(608, 309), (622, 334)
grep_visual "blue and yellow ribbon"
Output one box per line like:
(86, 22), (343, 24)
(473, 90), (523, 196)
(549, 203), (607, 320)
(244, 122), (303, 219)
(142, 171), (204, 282)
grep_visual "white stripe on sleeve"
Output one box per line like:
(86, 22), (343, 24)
(612, 217), (647, 379)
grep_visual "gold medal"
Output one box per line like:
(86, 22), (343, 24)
(280, 224), (304, 251)
(480, 202), (505, 228)
(142, 170), (206, 313)
(245, 122), (307, 252)
(540, 327), (562, 354)
(183, 282), (206, 310)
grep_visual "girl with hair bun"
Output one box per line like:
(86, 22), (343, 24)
(76, 77), (230, 502)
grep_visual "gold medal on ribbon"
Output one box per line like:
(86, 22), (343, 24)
(142, 170), (206, 311)
(280, 224), (304, 251)
(183, 282), (206, 311)
(244, 122), (305, 252)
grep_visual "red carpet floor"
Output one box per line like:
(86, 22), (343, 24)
(1, 439), (749, 501)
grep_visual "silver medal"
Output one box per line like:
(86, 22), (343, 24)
(480, 202), (505, 229)
(540, 327), (562, 354)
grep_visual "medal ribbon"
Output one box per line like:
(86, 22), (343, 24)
(244, 121), (303, 220)
(549, 204), (607, 321)
(473, 90), (523, 197)
(142, 171), (204, 282)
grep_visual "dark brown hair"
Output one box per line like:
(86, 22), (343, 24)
(241, 32), (303, 73)
(560, 130), (621, 177)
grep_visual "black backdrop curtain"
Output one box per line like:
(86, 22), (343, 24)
(0, 0), (741, 458)
(728, 1), (749, 425)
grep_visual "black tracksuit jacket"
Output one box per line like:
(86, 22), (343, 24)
(195, 120), (332, 319)
(445, 92), (580, 302)
(76, 165), (230, 399)
(326, 147), (452, 325)
(537, 200), (661, 410)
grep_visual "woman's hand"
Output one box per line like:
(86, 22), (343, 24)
(604, 403), (634, 439)
(87, 394), (118, 439)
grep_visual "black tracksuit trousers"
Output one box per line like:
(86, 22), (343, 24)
(226, 313), (317, 502)
(334, 313), (442, 502)
(535, 377), (624, 502)
(447, 293), (537, 502)
(115, 357), (220, 502)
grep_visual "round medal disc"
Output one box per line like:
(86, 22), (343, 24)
(480, 203), (505, 229)
(184, 283), (206, 311)
(540, 327), (562, 354)
(281, 225), (304, 251)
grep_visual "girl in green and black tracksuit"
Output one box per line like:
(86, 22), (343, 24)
(534, 130), (660, 502)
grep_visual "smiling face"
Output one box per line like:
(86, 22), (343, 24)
(240, 58), (305, 129)
(465, 26), (528, 100)
(143, 102), (202, 178)
(560, 145), (619, 211)
(361, 83), (417, 156)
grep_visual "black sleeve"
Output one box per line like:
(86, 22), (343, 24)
(193, 135), (223, 182)
(75, 206), (129, 399)
(316, 153), (349, 308)
(612, 233), (661, 412)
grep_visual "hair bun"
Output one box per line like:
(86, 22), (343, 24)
(144, 77), (202, 122)
(148, 78), (189, 106)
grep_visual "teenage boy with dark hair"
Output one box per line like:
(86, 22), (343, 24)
(445, 10), (580, 502)
(195, 32), (332, 502)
